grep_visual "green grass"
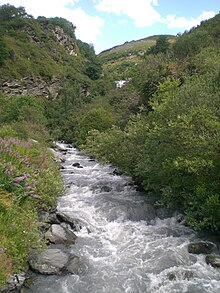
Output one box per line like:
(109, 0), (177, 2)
(0, 128), (63, 287)
(98, 35), (176, 63)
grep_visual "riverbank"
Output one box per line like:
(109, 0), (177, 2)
(0, 136), (63, 292)
(26, 143), (220, 293)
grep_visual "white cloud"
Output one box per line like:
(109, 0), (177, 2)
(0, 0), (104, 44)
(165, 10), (216, 30)
(69, 7), (104, 43)
(117, 19), (128, 25)
(95, 0), (161, 27)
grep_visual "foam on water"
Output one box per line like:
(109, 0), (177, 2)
(27, 143), (220, 293)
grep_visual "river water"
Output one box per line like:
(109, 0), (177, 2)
(28, 143), (220, 293)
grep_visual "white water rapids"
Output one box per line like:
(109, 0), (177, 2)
(28, 143), (220, 293)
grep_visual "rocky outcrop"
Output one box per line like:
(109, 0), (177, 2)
(0, 76), (60, 99)
(23, 24), (77, 57)
(0, 21), (78, 99)
(52, 26), (77, 56)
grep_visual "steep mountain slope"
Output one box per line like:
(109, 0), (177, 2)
(0, 5), (100, 288)
(0, 5), (99, 99)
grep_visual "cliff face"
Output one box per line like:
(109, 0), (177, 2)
(52, 26), (77, 56)
(0, 16), (79, 98)
(1, 76), (60, 99)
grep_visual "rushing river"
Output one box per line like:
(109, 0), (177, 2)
(28, 143), (220, 293)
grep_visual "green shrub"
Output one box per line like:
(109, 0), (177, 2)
(75, 107), (115, 145)
(0, 35), (9, 65)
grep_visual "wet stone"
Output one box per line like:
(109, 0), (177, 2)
(29, 248), (69, 275)
(206, 255), (220, 268)
(167, 270), (194, 281)
(167, 272), (176, 281)
(45, 224), (77, 245)
(72, 162), (83, 168)
(188, 241), (216, 254)
(100, 185), (112, 192)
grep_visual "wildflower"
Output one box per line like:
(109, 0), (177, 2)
(13, 174), (29, 184)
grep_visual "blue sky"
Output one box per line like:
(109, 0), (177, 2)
(0, 0), (219, 53)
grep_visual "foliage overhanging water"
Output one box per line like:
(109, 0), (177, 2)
(28, 143), (220, 293)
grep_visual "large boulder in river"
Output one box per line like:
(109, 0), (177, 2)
(188, 241), (216, 254)
(29, 248), (69, 275)
(45, 224), (77, 245)
(29, 248), (80, 275)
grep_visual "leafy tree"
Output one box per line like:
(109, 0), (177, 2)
(0, 4), (30, 21)
(147, 36), (170, 55)
(77, 39), (102, 80)
(173, 30), (213, 59)
(136, 75), (220, 230)
(74, 107), (114, 145)
(0, 95), (45, 124)
(85, 61), (102, 80)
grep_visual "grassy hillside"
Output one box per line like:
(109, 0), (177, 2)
(99, 35), (175, 59)
(0, 15), (79, 80)
(98, 35), (175, 80)
(0, 4), (101, 288)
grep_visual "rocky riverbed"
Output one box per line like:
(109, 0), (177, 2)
(2, 143), (220, 293)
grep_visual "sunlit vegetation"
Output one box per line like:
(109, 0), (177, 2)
(1, 3), (220, 287)
(82, 13), (220, 232)
(0, 131), (63, 285)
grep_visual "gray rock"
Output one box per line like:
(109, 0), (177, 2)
(167, 272), (176, 281)
(29, 249), (69, 275)
(66, 255), (81, 274)
(45, 224), (77, 245)
(0, 272), (27, 292)
(29, 248), (81, 276)
(188, 241), (216, 254)
(39, 222), (51, 233)
(100, 185), (112, 192)
(47, 213), (60, 225)
(167, 270), (194, 281)
(56, 212), (82, 231)
(1, 76), (61, 99)
(206, 255), (220, 268)
(72, 162), (83, 168)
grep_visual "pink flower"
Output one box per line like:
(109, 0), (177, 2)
(13, 174), (28, 184)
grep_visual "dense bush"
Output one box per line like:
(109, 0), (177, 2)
(84, 73), (220, 231)
(75, 107), (115, 145)
(147, 35), (170, 55)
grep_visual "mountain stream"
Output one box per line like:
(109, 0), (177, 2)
(28, 143), (220, 293)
